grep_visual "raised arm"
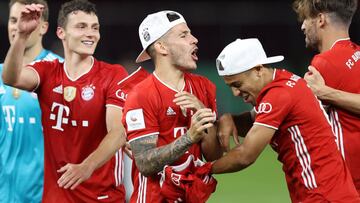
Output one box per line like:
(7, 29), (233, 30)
(305, 66), (360, 115)
(130, 108), (216, 177)
(57, 106), (126, 190)
(2, 3), (42, 91)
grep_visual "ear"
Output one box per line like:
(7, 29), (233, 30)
(39, 21), (49, 35)
(56, 27), (65, 40)
(154, 41), (168, 55)
(317, 13), (326, 28)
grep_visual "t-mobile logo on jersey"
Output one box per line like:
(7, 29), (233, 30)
(2, 105), (37, 131)
(174, 127), (187, 138)
(50, 102), (89, 131)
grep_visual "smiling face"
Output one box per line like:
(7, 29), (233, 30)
(161, 23), (199, 70)
(223, 67), (266, 106)
(57, 10), (100, 56)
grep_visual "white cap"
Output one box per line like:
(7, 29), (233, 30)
(216, 38), (284, 76)
(136, 10), (186, 63)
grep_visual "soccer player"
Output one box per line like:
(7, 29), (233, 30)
(123, 10), (222, 202)
(213, 38), (360, 202)
(0, 0), (62, 202)
(2, 0), (128, 202)
(293, 0), (360, 194)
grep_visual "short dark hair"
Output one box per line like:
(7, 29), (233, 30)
(57, 0), (97, 28)
(293, 0), (358, 25)
(9, 0), (49, 21)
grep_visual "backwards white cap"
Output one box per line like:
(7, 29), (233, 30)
(136, 10), (186, 63)
(216, 38), (284, 76)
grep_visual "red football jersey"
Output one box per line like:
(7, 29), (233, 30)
(311, 39), (360, 193)
(29, 57), (128, 203)
(254, 69), (359, 202)
(122, 72), (217, 203)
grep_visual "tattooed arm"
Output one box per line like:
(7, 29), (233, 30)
(130, 108), (216, 177)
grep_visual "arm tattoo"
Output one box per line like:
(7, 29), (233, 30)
(130, 132), (193, 176)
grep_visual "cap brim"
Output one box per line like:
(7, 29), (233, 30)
(261, 55), (284, 65)
(135, 50), (151, 63)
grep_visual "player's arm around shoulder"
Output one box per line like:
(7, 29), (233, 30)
(305, 65), (360, 115)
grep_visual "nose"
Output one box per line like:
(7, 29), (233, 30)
(231, 87), (241, 96)
(191, 34), (198, 44)
(301, 21), (305, 32)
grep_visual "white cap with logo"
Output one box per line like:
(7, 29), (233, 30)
(136, 10), (186, 63)
(216, 38), (284, 76)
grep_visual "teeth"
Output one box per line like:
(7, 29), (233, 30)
(82, 41), (94, 45)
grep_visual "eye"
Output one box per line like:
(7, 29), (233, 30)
(9, 18), (17, 24)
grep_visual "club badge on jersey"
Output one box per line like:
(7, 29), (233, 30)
(81, 84), (95, 101)
(12, 88), (21, 99)
(64, 86), (76, 102)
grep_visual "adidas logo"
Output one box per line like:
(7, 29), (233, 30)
(166, 107), (176, 116)
(52, 85), (63, 94)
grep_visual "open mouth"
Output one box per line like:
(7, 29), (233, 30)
(81, 40), (95, 46)
(191, 48), (198, 61)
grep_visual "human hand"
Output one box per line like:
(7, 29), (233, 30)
(187, 108), (216, 143)
(123, 142), (133, 158)
(173, 91), (205, 115)
(217, 113), (239, 152)
(57, 162), (95, 190)
(18, 4), (44, 37)
(304, 66), (326, 97)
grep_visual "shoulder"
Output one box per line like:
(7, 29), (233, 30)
(29, 58), (60, 68)
(43, 50), (63, 62)
(186, 73), (215, 90)
(96, 59), (128, 77)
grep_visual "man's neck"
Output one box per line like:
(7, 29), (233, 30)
(154, 63), (185, 91)
(64, 53), (93, 80)
(23, 42), (43, 65)
(318, 26), (349, 53)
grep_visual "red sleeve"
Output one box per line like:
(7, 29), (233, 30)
(311, 55), (340, 88)
(106, 65), (128, 108)
(254, 88), (292, 130)
(122, 88), (160, 141)
(27, 60), (55, 91)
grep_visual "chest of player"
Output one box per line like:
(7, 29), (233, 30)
(157, 97), (193, 140)
(37, 73), (109, 132)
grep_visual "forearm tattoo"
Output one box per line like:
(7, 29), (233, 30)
(130, 133), (193, 176)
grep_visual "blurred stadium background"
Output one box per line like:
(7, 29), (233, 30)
(1, 0), (359, 202)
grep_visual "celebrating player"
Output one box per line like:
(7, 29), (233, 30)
(293, 0), (360, 194)
(2, 0), (128, 202)
(123, 10), (222, 202)
(213, 38), (360, 202)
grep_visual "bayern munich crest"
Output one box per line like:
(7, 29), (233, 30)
(81, 84), (95, 101)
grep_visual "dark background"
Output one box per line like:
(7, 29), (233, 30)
(1, 0), (359, 113)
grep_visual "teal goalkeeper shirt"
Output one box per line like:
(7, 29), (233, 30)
(0, 49), (63, 203)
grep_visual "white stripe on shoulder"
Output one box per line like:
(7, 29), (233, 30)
(129, 132), (159, 143)
(106, 104), (123, 110)
(253, 122), (278, 130)
(44, 54), (56, 61)
(117, 66), (142, 85)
